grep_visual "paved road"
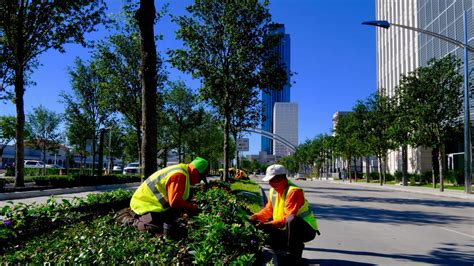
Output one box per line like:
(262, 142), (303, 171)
(256, 179), (474, 266)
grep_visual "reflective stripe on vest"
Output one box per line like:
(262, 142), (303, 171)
(145, 165), (185, 208)
(269, 182), (318, 230)
(130, 164), (189, 215)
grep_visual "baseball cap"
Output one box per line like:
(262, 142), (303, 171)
(262, 164), (287, 181)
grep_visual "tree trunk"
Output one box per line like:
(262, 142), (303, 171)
(431, 148), (439, 188)
(365, 156), (370, 183)
(402, 144), (408, 186)
(178, 130), (182, 163)
(136, 1), (158, 179)
(135, 122), (141, 169)
(14, 64), (25, 187)
(92, 134), (96, 176)
(439, 144), (445, 192)
(223, 112), (230, 182)
(378, 156), (383, 186)
(233, 132), (239, 169)
(347, 157), (352, 183)
(98, 129), (105, 178)
(42, 147), (47, 176)
(383, 155), (387, 184)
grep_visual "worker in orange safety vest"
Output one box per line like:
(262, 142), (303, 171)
(249, 164), (320, 263)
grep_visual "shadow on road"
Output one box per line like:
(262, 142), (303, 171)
(303, 258), (375, 266)
(304, 244), (474, 265)
(319, 194), (474, 208)
(302, 186), (386, 193)
(310, 203), (467, 225)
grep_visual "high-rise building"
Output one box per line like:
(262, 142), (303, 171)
(375, 0), (474, 173)
(273, 103), (298, 156)
(261, 24), (291, 154)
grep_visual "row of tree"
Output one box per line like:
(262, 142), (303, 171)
(280, 55), (463, 192)
(1, 0), (289, 185)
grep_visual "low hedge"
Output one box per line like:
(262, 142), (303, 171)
(31, 174), (141, 187)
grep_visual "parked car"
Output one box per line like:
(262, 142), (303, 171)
(113, 165), (123, 172)
(24, 160), (45, 168)
(123, 162), (140, 175)
(45, 164), (65, 169)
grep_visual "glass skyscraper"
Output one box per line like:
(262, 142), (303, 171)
(261, 24), (291, 155)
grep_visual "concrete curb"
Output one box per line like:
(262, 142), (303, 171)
(329, 180), (474, 201)
(0, 182), (140, 201)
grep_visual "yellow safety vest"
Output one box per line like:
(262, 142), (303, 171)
(130, 164), (190, 215)
(269, 181), (318, 230)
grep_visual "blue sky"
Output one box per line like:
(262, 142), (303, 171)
(0, 0), (377, 155)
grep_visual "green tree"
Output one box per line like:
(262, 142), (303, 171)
(64, 106), (94, 172)
(0, 116), (16, 163)
(0, 0), (107, 186)
(184, 110), (224, 170)
(365, 91), (396, 185)
(398, 55), (463, 191)
(334, 112), (361, 181)
(62, 58), (112, 176)
(169, 0), (287, 181)
(93, 7), (166, 168)
(26, 105), (62, 175)
(280, 155), (299, 176)
(163, 80), (201, 162)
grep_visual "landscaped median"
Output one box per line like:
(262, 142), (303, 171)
(0, 180), (266, 264)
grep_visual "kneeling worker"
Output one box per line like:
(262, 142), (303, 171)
(249, 164), (319, 261)
(120, 157), (209, 234)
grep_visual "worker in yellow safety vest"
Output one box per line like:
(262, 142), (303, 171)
(119, 157), (209, 235)
(249, 164), (320, 262)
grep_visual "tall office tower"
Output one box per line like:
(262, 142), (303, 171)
(261, 24), (291, 155)
(376, 0), (474, 173)
(273, 103), (298, 156)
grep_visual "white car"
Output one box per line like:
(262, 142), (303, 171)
(24, 160), (45, 168)
(123, 162), (140, 175)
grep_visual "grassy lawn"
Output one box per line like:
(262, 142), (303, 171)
(230, 180), (262, 214)
(353, 178), (471, 190)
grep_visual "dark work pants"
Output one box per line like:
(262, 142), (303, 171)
(118, 208), (179, 234)
(266, 214), (316, 258)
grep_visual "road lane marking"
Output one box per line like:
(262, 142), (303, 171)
(440, 227), (474, 239)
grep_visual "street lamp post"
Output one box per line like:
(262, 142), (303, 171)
(363, 12), (473, 194)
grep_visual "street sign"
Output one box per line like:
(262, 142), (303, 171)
(236, 138), (249, 151)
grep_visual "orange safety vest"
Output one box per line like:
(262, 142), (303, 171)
(268, 181), (318, 230)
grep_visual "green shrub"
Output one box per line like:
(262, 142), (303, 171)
(369, 172), (379, 181)
(444, 170), (463, 185)
(394, 171), (403, 182)
(1, 183), (264, 265)
(49, 175), (75, 187)
(32, 176), (50, 186)
(6, 167), (14, 176)
(0, 178), (6, 191)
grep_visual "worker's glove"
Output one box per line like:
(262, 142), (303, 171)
(248, 215), (258, 222)
(256, 222), (272, 230)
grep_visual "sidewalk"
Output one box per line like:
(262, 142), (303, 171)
(0, 182), (140, 201)
(329, 179), (474, 200)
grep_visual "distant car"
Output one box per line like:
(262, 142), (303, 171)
(113, 165), (123, 171)
(123, 162), (140, 175)
(46, 164), (65, 169)
(24, 160), (45, 168)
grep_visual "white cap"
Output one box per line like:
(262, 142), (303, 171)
(263, 164), (287, 181)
